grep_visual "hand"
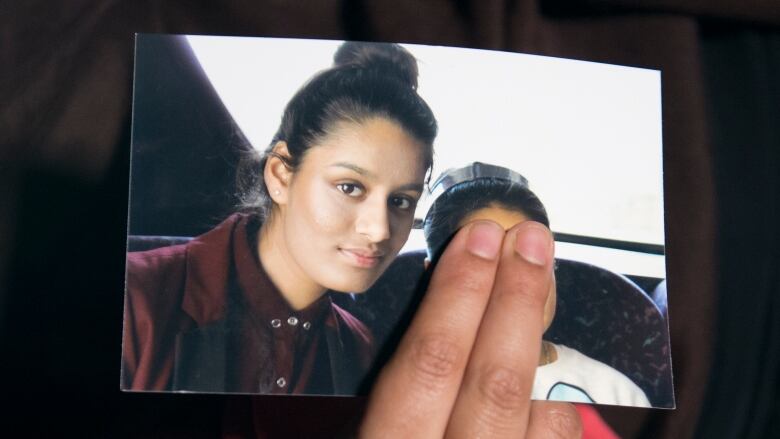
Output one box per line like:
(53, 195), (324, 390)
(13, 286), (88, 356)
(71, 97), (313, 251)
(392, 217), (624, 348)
(360, 220), (582, 438)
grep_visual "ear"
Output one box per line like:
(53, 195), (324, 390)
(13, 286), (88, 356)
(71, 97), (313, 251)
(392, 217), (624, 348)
(264, 141), (294, 206)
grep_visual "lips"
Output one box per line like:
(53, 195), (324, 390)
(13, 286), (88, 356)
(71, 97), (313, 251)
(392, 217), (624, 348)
(339, 248), (385, 268)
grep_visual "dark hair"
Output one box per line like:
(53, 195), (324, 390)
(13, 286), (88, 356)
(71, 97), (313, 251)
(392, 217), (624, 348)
(423, 176), (549, 262)
(238, 41), (438, 220)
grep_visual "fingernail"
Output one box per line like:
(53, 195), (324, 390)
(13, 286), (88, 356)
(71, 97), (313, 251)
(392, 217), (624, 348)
(515, 223), (552, 266)
(466, 221), (504, 260)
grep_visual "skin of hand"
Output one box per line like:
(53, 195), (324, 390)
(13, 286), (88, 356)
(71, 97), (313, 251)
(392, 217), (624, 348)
(359, 220), (582, 438)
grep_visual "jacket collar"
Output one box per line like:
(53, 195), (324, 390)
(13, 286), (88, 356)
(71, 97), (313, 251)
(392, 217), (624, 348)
(181, 213), (330, 327)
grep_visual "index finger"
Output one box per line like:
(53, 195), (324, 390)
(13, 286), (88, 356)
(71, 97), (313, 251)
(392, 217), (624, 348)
(359, 221), (505, 438)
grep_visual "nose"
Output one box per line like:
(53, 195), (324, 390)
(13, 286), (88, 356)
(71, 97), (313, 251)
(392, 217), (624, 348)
(355, 195), (392, 243)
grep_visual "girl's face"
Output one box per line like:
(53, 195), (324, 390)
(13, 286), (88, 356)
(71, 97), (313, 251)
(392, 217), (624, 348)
(276, 117), (427, 293)
(458, 205), (557, 331)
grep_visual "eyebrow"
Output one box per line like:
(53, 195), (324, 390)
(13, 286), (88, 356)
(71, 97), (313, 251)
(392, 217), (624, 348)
(330, 162), (424, 194)
(397, 183), (425, 194)
(331, 162), (374, 178)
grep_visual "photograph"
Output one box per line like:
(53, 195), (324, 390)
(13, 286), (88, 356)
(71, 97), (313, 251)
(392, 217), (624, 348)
(121, 34), (673, 408)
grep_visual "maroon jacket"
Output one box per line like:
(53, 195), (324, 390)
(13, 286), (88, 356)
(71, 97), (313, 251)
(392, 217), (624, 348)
(121, 214), (375, 395)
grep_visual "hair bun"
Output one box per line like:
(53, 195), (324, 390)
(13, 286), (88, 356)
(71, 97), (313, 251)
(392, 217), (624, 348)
(333, 42), (419, 90)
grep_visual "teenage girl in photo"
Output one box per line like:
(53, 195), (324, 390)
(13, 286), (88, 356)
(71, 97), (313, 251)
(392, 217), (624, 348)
(121, 41), (437, 395)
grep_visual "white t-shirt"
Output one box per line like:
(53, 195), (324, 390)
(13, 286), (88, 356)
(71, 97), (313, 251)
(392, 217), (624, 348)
(532, 343), (651, 407)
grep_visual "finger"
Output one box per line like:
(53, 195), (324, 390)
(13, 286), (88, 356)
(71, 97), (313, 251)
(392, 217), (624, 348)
(360, 221), (505, 439)
(446, 221), (554, 438)
(526, 402), (582, 439)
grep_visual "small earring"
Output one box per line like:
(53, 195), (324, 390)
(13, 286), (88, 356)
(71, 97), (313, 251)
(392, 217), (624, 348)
(273, 190), (281, 195)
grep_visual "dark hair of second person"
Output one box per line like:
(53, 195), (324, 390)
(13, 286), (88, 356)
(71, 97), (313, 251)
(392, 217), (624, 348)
(423, 176), (549, 263)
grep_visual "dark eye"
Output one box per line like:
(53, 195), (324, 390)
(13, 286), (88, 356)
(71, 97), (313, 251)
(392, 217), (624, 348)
(337, 183), (364, 197)
(390, 196), (415, 211)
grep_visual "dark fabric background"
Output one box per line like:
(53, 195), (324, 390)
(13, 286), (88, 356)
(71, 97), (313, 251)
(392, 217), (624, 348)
(1, 1), (777, 437)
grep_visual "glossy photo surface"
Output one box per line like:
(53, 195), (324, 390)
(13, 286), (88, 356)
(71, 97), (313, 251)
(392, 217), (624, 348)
(122, 34), (673, 408)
